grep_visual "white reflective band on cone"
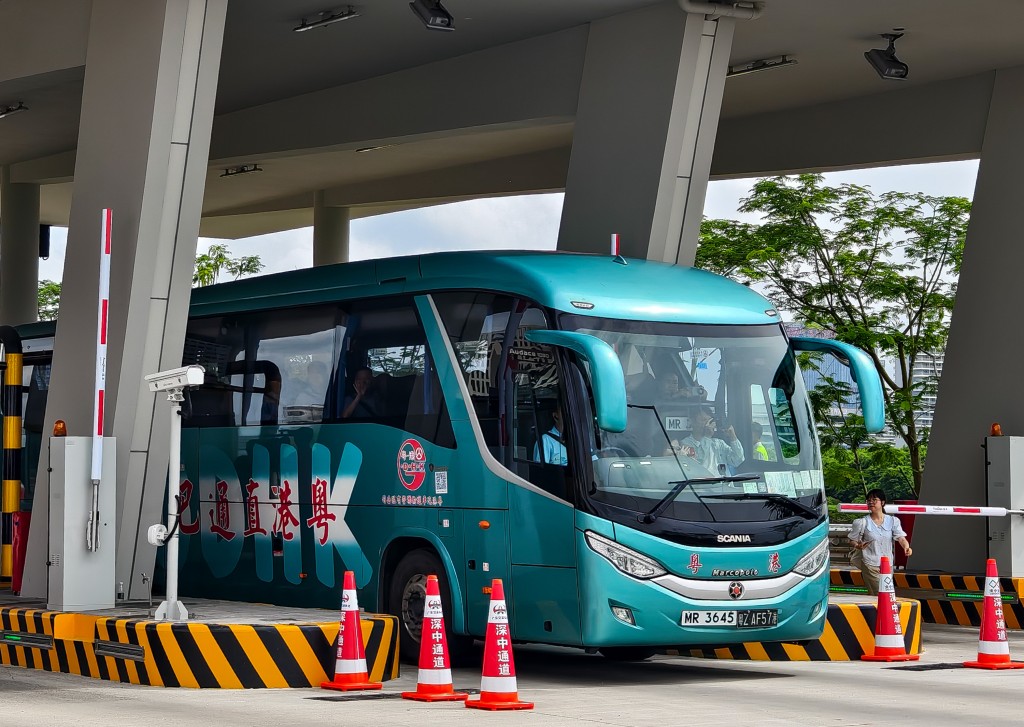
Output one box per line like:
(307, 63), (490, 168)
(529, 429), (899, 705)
(335, 659), (369, 674)
(342, 589), (359, 609)
(978, 641), (1011, 655)
(480, 675), (519, 692)
(875, 634), (906, 648)
(417, 668), (453, 684)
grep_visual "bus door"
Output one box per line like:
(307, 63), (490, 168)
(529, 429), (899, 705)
(500, 319), (580, 645)
(431, 292), (580, 644)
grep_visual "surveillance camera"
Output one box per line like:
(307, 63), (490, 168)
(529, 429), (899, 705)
(145, 365), (205, 392)
(864, 48), (908, 80)
(410, 0), (454, 31)
(865, 33), (908, 80)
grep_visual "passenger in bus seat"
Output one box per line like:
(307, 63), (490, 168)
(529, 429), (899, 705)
(342, 367), (383, 418)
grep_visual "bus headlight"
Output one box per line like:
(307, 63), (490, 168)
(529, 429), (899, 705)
(792, 539), (829, 576)
(585, 531), (667, 579)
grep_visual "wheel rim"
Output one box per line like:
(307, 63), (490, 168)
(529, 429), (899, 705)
(400, 573), (428, 644)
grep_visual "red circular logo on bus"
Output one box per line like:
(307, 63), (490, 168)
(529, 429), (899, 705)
(397, 438), (427, 491)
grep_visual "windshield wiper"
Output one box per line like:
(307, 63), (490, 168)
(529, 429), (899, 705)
(640, 473), (761, 524)
(703, 491), (820, 519)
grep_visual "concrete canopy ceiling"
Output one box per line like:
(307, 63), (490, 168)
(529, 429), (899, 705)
(3, 0), (1024, 236)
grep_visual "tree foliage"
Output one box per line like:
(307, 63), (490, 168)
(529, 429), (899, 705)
(193, 243), (264, 287)
(698, 174), (970, 495)
(37, 280), (62, 321)
(36, 244), (265, 317)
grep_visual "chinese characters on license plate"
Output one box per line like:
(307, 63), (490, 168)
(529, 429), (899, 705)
(680, 609), (778, 628)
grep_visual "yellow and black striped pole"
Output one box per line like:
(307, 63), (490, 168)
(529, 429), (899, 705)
(0, 326), (23, 581)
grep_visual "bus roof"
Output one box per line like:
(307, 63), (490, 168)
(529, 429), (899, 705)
(15, 252), (780, 340)
(188, 250), (779, 325)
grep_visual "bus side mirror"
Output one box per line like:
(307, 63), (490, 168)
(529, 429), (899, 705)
(790, 337), (885, 433)
(525, 330), (627, 433)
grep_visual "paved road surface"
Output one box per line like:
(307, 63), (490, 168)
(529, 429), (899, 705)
(2, 623), (1018, 726)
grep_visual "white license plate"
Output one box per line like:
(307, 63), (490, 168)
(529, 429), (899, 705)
(681, 610), (737, 627)
(680, 609), (780, 628)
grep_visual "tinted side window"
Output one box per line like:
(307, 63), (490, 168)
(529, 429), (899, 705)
(182, 306), (339, 427)
(433, 292), (565, 494)
(339, 297), (455, 449)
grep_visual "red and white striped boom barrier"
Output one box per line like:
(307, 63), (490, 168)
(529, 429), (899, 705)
(87, 208), (112, 552)
(839, 503), (1024, 517)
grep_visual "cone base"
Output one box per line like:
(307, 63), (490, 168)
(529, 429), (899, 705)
(465, 698), (535, 711)
(963, 660), (1024, 670)
(861, 652), (919, 662)
(320, 680), (384, 692)
(402, 690), (470, 702)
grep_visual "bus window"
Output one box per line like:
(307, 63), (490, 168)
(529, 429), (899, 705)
(433, 291), (569, 496)
(341, 297), (455, 448)
(182, 316), (243, 427)
(249, 307), (337, 425)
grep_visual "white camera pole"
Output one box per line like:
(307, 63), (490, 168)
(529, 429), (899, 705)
(145, 365), (205, 622)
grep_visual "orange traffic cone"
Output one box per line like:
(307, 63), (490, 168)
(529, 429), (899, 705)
(964, 558), (1024, 670)
(402, 574), (469, 702)
(465, 579), (533, 711)
(861, 556), (919, 662)
(321, 570), (384, 691)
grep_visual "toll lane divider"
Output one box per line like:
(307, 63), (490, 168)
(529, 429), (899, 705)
(667, 600), (921, 661)
(831, 567), (1024, 629)
(0, 607), (399, 688)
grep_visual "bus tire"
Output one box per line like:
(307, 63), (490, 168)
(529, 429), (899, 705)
(598, 646), (657, 662)
(387, 548), (473, 665)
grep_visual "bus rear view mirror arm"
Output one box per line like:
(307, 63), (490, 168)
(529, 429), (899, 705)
(789, 337), (885, 433)
(525, 330), (627, 433)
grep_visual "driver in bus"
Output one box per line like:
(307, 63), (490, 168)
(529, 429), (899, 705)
(534, 408), (568, 466)
(670, 406), (744, 475)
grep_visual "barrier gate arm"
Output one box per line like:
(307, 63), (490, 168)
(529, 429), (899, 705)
(839, 503), (1024, 517)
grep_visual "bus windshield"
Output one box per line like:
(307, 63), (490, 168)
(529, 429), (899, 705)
(559, 315), (823, 531)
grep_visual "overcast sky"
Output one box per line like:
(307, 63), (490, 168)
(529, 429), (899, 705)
(38, 159), (980, 283)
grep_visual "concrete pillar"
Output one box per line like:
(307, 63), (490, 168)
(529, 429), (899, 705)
(0, 168), (40, 324)
(914, 67), (1024, 573)
(557, 3), (733, 264)
(20, 0), (227, 600)
(313, 191), (350, 265)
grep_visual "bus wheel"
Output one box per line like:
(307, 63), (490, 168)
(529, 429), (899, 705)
(388, 549), (473, 665)
(598, 646), (657, 662)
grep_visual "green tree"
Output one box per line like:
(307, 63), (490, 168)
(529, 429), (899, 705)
(37, 280), (62, 321)
(697, 174), (969, 495)
(35, 244), (264, 318)
(193, 243), (263, 286)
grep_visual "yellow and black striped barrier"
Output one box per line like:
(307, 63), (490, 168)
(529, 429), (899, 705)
(669, 599), (921, 661)
(832, 567), (1024, 629)
(0, 607), (399, 688)
(0, 326), (23, 583)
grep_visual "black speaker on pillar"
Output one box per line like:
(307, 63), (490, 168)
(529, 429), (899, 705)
(39, 224), (50, 259)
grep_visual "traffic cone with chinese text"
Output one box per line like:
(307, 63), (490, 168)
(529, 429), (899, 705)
(320, 570), (383, 691)
(402, 574), (469, 701)
(465, 579), (533, 711)
(861, 556), (919, 662)
(964, 558), (1024, 669)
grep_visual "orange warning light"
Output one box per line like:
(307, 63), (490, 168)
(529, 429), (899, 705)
(52, 420), (67, 437)
(991, 423), (1004, 437)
